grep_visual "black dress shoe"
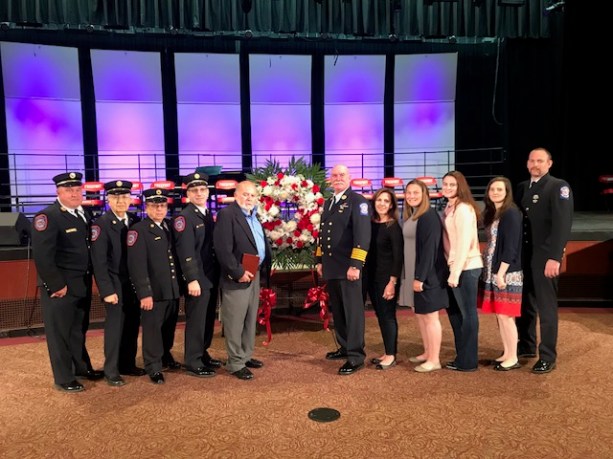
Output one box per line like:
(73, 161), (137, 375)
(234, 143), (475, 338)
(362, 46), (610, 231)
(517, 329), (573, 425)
(532, 359), (556, 374)
(338, 361), (364, 375)
(325, 350), (347, 360)
(162, 358), (182, 371)
(119, 366), (147, 377)
(185, 366), (216, 378)
(149, 372), (165, 384)
(493, 362), (521, 372)
(245, 358), (264, 369)
(105, 375), (126, 386)
(232, 367), (254, 380)
(76, 369), (105, 381)
(203, 357), (223, 369)
(55, 380), (84, 393)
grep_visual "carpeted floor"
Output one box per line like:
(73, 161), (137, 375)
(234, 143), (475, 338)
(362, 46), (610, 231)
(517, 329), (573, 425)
(1, 308), (612, 459)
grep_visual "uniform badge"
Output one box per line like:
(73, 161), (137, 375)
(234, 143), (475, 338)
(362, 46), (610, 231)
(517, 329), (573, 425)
(174, 216), (186, 232)
(34, 214), (48, 232)
(532, 194), (539, 204)
(127, 230), (138, 246)
(194, 173), (200, 179)
(116, 180), (122, 187)
(69, 172), (76, 179)
(156, 189), (162, 195)
(359, 203), (369, 215)
(91, 225), (101, 241)
(560, 186), (570, 200)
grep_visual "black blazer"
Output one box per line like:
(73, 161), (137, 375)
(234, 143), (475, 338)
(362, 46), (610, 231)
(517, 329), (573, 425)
(91, 211), (140, 299)
(31, 200), (92, 297)
(213, 202), (271, 290)
(414, 207), (448, 290)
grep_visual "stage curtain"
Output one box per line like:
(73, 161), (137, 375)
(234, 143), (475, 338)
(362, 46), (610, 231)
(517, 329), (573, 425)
(1, 0), (552, 39)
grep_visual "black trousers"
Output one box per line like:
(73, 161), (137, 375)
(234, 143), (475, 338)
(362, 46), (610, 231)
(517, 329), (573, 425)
(141, 299), (179, 374)
(327, 278), (366, 365)
(103, 281), (140, 377)
(368, 280), (398, 356)
(517, 254), (560, 362)
(183, 288), (211, 368)
(41, 290), (90, 385)
(203, 285), (219, 360)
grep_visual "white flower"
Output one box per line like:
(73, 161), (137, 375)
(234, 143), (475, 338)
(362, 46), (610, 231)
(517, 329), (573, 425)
(310, 213), (321, 225)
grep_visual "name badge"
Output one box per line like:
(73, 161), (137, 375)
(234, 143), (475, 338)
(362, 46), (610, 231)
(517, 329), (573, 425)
(196, 223), (205, 228)
(154, 236), (162, 240)
(65, 228), (77, 233)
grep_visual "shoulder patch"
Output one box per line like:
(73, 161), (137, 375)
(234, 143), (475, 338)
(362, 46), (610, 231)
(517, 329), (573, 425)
(34, 214), (48, 232)
(559, 186), (570, 200)
(174, 216), (186, 232)
(359, 203), (369, 216)
(91, 225), (101, 241)
(127, 230), (138, 247)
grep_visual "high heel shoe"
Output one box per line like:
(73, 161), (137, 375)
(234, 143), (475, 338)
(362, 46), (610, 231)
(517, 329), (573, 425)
(375, 358), (397, 370)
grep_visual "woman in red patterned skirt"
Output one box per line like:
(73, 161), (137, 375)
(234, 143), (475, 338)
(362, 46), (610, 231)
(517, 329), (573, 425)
(478, 177), (524, 371)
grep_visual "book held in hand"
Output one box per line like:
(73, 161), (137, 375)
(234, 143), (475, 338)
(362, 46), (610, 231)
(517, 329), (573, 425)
(242, 253), (260, 274)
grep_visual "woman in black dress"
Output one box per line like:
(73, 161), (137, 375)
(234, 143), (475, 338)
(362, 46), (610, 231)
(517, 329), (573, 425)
(364, 188), (403, 370)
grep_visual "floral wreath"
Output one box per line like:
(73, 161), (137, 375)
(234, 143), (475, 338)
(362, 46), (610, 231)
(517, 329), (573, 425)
(247, 157), (328, 270)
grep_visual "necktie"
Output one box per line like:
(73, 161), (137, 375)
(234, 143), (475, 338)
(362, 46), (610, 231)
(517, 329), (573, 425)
(122, 218), (128, 228)
(75, 208), (86, 222)
(329, 197), (337, 211)
(529, 181), (535, 189)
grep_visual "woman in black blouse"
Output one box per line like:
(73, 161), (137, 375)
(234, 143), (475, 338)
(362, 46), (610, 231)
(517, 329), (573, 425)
(364, 188), (404, 370)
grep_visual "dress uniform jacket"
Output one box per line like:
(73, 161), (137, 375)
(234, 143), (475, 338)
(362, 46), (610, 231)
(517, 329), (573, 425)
(316, 188), (371, 278)
(32, 201), (92, 297)
(173, 203), (216, 290)
(127, 217), (180, 301)
(91, 211), (140, 299)
(516, 173), (573, 263)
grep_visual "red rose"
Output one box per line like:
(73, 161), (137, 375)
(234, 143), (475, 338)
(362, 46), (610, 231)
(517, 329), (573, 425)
(313, 184), (320, 193)
(260, 180), (267, 187)
(277, 172), (284, 179)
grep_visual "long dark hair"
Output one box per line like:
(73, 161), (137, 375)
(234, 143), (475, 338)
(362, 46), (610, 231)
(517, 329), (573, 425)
(482, 176), (519, 227)
(443, 170), (481, 221)
(372, 188), (399, 226)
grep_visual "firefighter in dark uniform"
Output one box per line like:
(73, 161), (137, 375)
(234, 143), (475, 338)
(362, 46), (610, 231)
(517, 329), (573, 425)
(31, 172), (104, 392)
(127, 189), (181, 384)
(173, 172), (220, 378)
(515, 148), (573, 374)
(91, 180), (146, 387)
(316, 164), (371, 375)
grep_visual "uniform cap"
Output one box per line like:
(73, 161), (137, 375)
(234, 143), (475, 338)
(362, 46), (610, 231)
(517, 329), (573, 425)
(53, 172), (83, 187)
(143, 188), (169, 203)
(183, 172), (209, 189)
(104, 180), (133, 195)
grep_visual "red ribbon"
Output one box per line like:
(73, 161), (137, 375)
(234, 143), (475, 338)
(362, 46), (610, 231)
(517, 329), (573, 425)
(257, 288), (277, 346)
(303, 285), (330, 331)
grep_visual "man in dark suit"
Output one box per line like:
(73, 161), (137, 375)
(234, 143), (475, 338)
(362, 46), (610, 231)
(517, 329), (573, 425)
(213, 180), (271, 380)
(91, 180), (146, 386)
(31, 172), (104, 392)
(127, 188), (181, 384)
(515, 147), (573, 374)
(316, 164), (371, 375)
(173, 172), (220, 378)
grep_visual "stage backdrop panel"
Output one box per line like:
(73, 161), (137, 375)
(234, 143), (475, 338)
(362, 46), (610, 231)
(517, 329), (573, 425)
(92, 50), (166, 187)
(249, 55), (312, 169)
(324, 55), (385, 182)
(1, 42), (84, 213)
(394, 53), (457, 183)
(175, 53), (242, 174)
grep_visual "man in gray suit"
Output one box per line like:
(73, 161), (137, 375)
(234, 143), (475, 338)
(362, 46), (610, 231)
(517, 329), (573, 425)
(213, 181), (272, 380)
